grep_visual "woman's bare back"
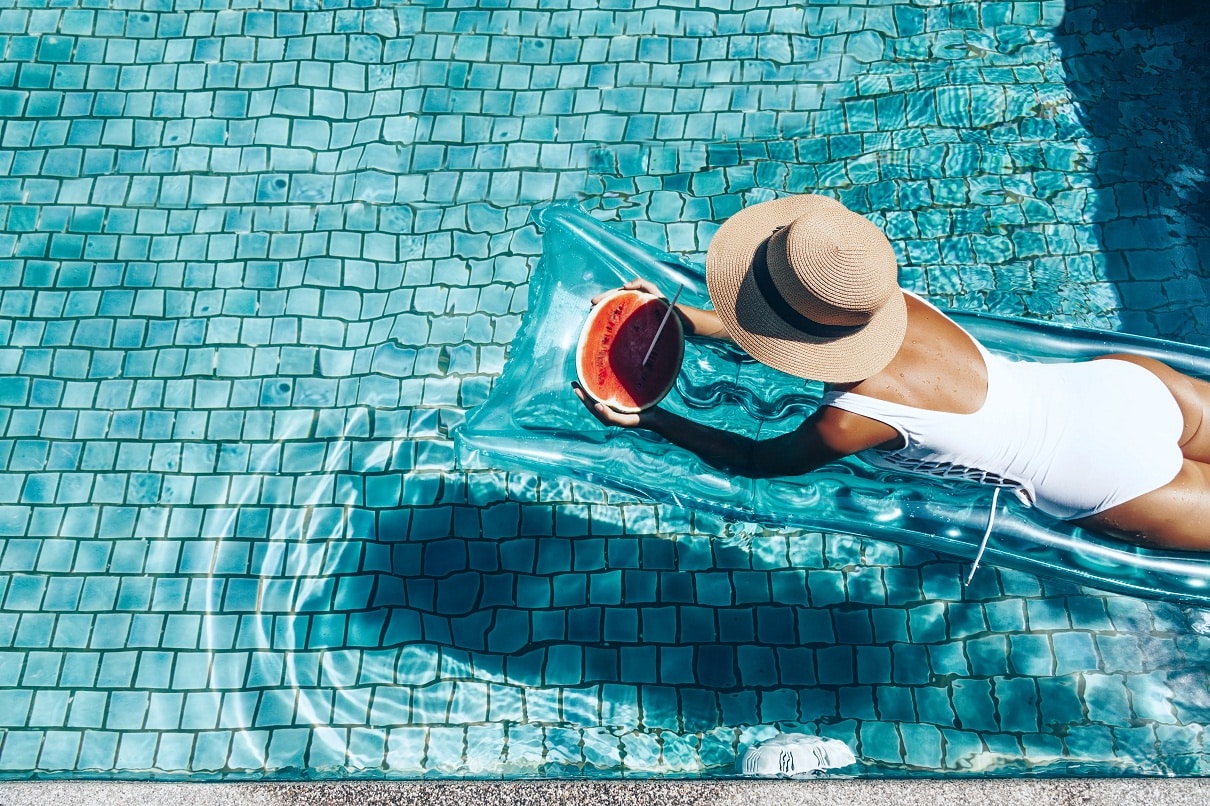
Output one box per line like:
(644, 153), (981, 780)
(840, 294), (989, 414)
(818, 294), (994, 453)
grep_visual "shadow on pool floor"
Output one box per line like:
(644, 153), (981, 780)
(1055, 0), (1210, 341)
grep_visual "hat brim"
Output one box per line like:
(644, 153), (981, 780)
(705, 195), (907, 384)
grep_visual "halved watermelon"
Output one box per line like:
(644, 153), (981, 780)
(576, 289), (685, 412)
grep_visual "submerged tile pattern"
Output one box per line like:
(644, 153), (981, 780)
(0, 0), (1209, 779)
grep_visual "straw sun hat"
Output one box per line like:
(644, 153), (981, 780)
(705, 194), (907, 383)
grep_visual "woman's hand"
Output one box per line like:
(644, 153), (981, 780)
(591, 278), (663, 305)
(592, 278), (733, 341)
(571, 382), (645, 428)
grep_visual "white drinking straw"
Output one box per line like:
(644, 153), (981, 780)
(642, 285), (683, 366)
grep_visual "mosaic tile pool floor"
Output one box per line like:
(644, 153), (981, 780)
(0, 0), (1209, 780)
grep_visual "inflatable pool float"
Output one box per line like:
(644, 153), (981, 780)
(455, 200), (1210, 605)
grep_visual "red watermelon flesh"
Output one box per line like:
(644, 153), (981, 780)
(576, 289), (685, 412)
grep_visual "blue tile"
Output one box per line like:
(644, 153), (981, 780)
(861, 721), (904, 764)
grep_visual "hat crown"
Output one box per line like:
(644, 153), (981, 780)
(768, 209), (898, 327)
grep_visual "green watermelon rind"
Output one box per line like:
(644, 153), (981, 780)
(575, 289), (685, 413)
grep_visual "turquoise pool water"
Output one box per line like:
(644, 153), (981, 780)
(1, 0), (1209, 780)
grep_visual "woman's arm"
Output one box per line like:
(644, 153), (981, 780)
(643, 406), (846, 477)
(604, 279), (733, 341)
(572, 383), (847, 478)
(676, 305), (732, 341)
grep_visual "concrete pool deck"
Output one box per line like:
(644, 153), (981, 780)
(1, 780), (1209, 806)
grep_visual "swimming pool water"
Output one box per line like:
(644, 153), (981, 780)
(0, 0), (1209, 779)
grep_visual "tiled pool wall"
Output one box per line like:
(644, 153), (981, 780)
(0, 0), (1208, 780)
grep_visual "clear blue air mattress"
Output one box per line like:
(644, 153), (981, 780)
(456, 200), (1210, 605)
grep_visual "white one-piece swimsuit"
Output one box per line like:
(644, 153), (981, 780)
(820, 313), (1186, 521)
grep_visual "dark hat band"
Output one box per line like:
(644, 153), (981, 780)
(751, 239), (864, 340)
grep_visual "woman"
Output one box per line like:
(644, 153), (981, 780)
(573, 194), (1210, 550)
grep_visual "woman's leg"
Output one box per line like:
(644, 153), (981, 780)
(1097, 354), (1210, 462)
(1080, 459), (1210, 551)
